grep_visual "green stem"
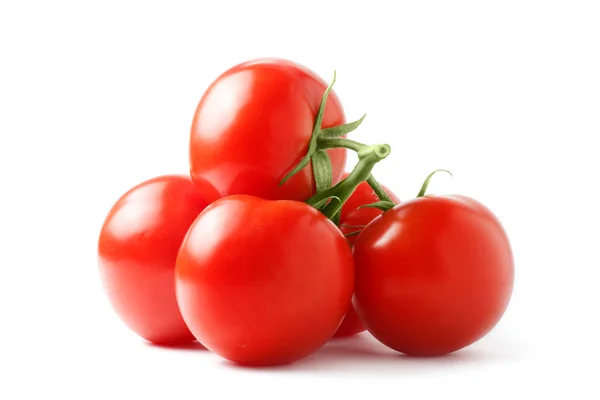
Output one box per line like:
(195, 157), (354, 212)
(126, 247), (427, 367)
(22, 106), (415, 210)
(307, 144), (391, 220)
(367, 175), (393, 203)
(315, 137), (393, 205)
(317, 137), (367, 153)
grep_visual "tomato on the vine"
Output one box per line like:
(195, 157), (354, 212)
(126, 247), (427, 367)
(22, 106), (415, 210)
(334, 173), (400, 337)
(175, 195), (354, 366)
(98, 175), (209, 345)
(189, 58), (347, 203)
(353, 194), (514, 356)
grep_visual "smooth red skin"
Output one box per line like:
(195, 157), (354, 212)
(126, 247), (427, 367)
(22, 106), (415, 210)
(333, 175), (400, 337)
(175, 195), (354, 366)
(353, 195), (514, 356)
(98, 175), (209, 345)
(190, 58), (347, 203)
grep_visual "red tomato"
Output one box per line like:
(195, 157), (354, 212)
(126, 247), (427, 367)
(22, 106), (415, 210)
(353, 195), (514, 356)
(189, 58), (347, 203)
(175, 195), (354, 365)
(334, 174), (400, 337)
(98, 175), (209, 345)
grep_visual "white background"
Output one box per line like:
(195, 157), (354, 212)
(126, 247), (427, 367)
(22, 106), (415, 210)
(1, 1), (598, 398)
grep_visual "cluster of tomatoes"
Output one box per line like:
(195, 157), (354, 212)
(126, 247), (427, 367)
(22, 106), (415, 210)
(98, 58), (514, 366)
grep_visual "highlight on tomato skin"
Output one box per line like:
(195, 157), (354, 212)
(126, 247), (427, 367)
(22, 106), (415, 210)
(352, 194), (514, 356)
(97, 175), (210, 345)
(189, 58), (347, 203)
(333, 174), (400, 338)
(175, 194), (355, 366)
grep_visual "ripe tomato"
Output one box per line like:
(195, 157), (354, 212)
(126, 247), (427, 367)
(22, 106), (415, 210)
(189, 58), (347, 203)
(334, 174), (400, 337)
(175, 195), (354, 365)
(353, 195), (514, 356)
(98, 175), (209, 345)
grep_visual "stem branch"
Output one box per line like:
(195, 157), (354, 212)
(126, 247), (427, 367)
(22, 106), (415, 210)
(367, 175), (393, 203)
(307, 144), (391, 220)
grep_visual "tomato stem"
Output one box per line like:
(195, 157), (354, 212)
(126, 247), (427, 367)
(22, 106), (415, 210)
(307, 144), (391, 220)
(278, 71), (392, 210)
(318, 138), (395, 204)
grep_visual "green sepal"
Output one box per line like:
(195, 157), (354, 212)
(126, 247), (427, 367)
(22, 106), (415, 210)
(359, 200), (396, 212)
(321, 114), (366, 138)
(280, 149), (314, 186)
(339, 223), (367, 229)
(343, 231), (362, 238)
(330, 209), (341, 226)
(416, 169), (453, 197)
(311, 195), (341, 210)
(311, 150), (333, 193)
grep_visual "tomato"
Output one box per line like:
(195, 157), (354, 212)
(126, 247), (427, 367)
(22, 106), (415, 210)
(353, 195), (514, 356)
(98, 175), (209, 345)
(189, 58), (347, 203)
(175, 195), (354, 365)
(334, 174), (400, 337)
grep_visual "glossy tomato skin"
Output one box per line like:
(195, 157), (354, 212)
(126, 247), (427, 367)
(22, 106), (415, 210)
(353, 195), (514, 356)
(334, 175), (400, 337)
(175, 195), (354, 366)
(190, 58), (347, 203)
(98, 175), (209, 345)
